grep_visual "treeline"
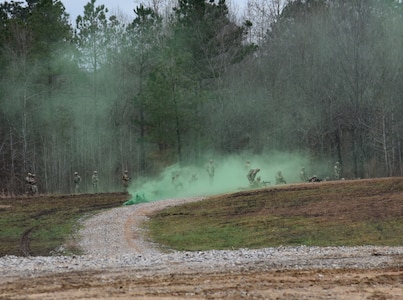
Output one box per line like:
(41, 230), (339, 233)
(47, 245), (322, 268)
(1, 0), (402, 194)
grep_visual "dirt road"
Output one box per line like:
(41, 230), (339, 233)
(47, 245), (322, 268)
(2, 266), (403, 299)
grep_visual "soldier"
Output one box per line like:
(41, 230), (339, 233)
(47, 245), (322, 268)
(250, 176), (261, 188)
(308, 175), (322, 182)
(92, 171), (99, 193)
(122, 170), (130, 192)
(30, 174), (38, 196)
(334, 161), (342, 180)
(25, 173), (33, 195)
(300, 167), (308, 182)
(275, 171), (287, 185)
(206, 159), (215, 185)
(189, 173), (198, 184)
(171, 172), (183, 191)
(73, 171), (81, 193)
(247, 168), (260, 185)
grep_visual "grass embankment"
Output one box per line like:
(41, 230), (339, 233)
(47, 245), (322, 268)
(1, 178), (402, 257)
(0, 193), (129, 256)
(147, 178), (403, 251)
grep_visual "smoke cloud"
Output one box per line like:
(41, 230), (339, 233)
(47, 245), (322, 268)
(127, 151), (318, 203)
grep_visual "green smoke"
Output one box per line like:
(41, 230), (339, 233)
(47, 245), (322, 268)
(126, 151), (316, 204)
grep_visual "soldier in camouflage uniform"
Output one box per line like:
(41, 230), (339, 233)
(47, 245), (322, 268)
(275, 171), (287, 185)
(308, 175), (322, 182)
(74, 172), (81, 193)
(25, 173), (33, 195)
(247, 168), (260, 185)
(25, 173), (38, 196)
(206, 159), (215, 185)
(30, 174), (38, 196)
(334, 161), (342, 180)
(189, 173), (198, 184)
(92, 171), (99, 193)
(122, 170), (130, 192)
(171, 172), (183, 191)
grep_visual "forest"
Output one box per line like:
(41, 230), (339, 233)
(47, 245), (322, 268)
(1, 0), (403, 195)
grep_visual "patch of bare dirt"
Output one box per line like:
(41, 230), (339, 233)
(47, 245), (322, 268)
(1, 267), (403, 299)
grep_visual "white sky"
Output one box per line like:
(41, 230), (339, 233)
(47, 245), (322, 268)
(62, 0), (139, 23)
(62, 0), (247, 24)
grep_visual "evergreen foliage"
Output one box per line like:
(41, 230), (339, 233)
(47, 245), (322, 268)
(1, 0), (403, 194)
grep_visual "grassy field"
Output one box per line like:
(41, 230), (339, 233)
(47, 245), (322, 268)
(0, 193), (129, 256)
(147, 178), (403, 251)
(1, 178), (402, 257)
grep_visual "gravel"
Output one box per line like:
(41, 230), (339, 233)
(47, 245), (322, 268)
(1, 196), (402, 279)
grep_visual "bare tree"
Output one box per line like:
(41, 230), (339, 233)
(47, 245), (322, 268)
(243, 0), (287, 44)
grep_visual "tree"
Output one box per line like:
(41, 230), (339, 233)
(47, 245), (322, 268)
(74, 0), (112, 72)
(0, 0), (73, 193)
(250, 0), (403, 177)
(243, 0), (287, 44)
(325, 0), (403, 177)
(111, 4), (164, 175)
(170, 0), (256, 158)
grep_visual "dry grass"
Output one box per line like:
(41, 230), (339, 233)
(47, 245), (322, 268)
(0, 193), (129, 256)
(147, 178), (403, 251)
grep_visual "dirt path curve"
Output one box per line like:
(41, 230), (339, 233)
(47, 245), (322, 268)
(122, 197), (204, 255)
(78, 197), (204, 257)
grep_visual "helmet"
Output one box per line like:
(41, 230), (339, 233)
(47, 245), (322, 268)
(74, 172), (78, 175)
(124, 170), (128, 173)
(94, 171), (97, 174)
